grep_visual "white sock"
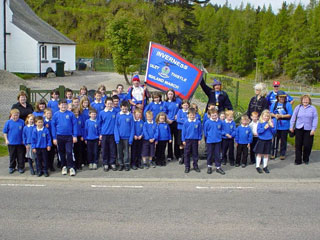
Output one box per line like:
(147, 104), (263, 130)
(207, 165), (212, 168)
(256, 155), (262, 168)
(263, 156), (269, 168)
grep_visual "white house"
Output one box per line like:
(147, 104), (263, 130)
(0, 0), (76, 75)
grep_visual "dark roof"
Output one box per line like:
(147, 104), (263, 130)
(10, 0), (76, 45)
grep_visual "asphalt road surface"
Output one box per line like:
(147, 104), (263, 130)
(293, 96), (320, 106)
(0, 181), (319, 240)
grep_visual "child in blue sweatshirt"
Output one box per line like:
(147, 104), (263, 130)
(112, 95), (121, 114)
(176, 100), (190, 164)
(85, 109), (100, 170)
(222, 110), (236, 166)
(90, 91), (105, 117)
(44, 108), (57, 171)
(33, 100), (46, 117)
(47, 90), (60, 115)
(52, 99), (78, 176)
(72, 107), (85, 170)
(3, 109), (25, 174)
(155, 112), (172, 166)
(182, 108), (202, 173)
(235, 115), (253, 167)
(254, 110), (276, 174)
(144, 92), (166, 121)
(99, 97), (117, 172)
(32, 116), (52, 177)
(114, 101), (134, 171)
(142, 111), (157, 169)
(23, 114), (36, 175)
(131, 108), (144, 169)
(204, 109), (225, 175)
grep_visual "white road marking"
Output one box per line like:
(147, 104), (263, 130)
(0, 183), (46, 187)
(91, 185), (143, 189)
(196, 186), (254, 190)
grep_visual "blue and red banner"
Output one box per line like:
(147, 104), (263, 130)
(145, 42), (203, 100)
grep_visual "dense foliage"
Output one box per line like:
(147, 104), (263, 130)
(26, 0), (320, 82)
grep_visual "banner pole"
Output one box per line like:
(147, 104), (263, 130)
(144, 41), (152, 84)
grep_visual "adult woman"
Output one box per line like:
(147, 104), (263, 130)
(290, 95), (318, 165)
(11, 91), (34, 121)
(164, 89), (182, 161)
(247, 83), (269, 118)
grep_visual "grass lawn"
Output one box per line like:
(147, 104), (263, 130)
(0, 137), (8, 157)
(14, 73), (38, 80)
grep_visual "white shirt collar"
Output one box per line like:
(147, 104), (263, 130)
(154, 102), (162, 105)
(27, 124), (34, 127)
(241, 124), (248, 127)
(45, 117), (51, 122)
(134, 118), (141, 122)
(104, 108), (113, 112)
(94, 100), (102, 104)
(120, 111), (130, 115)
(182, 109), (188, 113)
(188, 119), (196, 122)
(147, 120), (154, 124)
(90, 119), (97, 122)
(210, 118), (218, 122)
(225, 120), (233, 123)
(36, 127), (44, 131)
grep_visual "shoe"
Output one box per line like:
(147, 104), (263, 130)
(37, 172), (42, 177)
(241, 164), (246, 168)
(125, 165), (130, 171)
(18, 168), (24, 174)
(222, 161), (227, 165)
(144, 163), (149, 169)
(103, 165), (109, 172)
(62, 166), (68, 175)
(44, 172), (49, 177)
(216, 168), (225, 175)
(118, 165), (124, 171)
(194, 167), (201, 173)
(131, 165), (138, 170)
(207, 167), (212, 174)
(270, 155), (275, 160)
(304, 161), (309, 165)
(70, 168), (76, 176)
(9, 168), (15, 174)
(294, 162), (302, 165)
(230, 162), (235, 166)
(50, 167), (56, 172)
(185, 167), (190, 173)
(30, 168), (35, 175)
(111, 164), (117, 171)
(235, 164), (240, 167)
(167, 158), (172, 162)
(88, 163), (93, 170)
(178, 158), (183, 165)
(151, 161), (156, 168)
(263, 167), (270, 174)
(139, 164), (144, 169)
(280, 156), (285, 160)
(256, 167), (263, 174)
(92, 163), (98, 170)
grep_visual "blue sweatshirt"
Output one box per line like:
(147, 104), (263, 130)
(203, 113), (209, 126)
(182, 119), (202, 141)
(44, 118), (52, 137)
(204, 119), (223, 143)
(114, 106), (121, 114)
(75, 116), (84, 137)
(118, 93), (127, 103)
(156, 122), (172, 141)
(90, 101), (105, 116)
(164, 100), (180, 121)
(257, 120), (277, 140)
(47, 99), (59, 114)
(3, 119), (24, 145)
(81, 108), (90, 122)
(99, 109), (117, 135)
(33, 111), (44, 117)
(235, 125), (253, 144)
(84, 119), (100, 140)
(23, 125), (35, 145)
(177, 109), (189, 130)
(144, 102), (167, 120)
(52, 110), (77, 139)
(114, 112), (134, 144)
(133, 119), (144, 137)
(222, 120), (236, 139)
(31, 127), (52, 149)
(143, 121), (157, 141)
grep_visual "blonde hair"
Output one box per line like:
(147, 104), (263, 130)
(254, 83), (268, 97)
(44, 108), (52, 114)
(259, 110), (272, 125)
(145, 110), (154, 119)
(80, 96), (93, 114)
(156, 112), (168, 123)
(225, 110), (234, 117)
(10, 109), (20, 115)
(25, 114), (35, 125)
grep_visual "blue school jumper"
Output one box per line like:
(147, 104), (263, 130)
(235, 125), (253, 165)
(23, 125), (35, 146)
(144, 102), (166, 120)
(204, 119), (223, 167)
(156, 123), (172, 141)
(90, 101), (105, 116)
(47, 99), (59, 114)
(33, 111), (44, 117)
(142, 121), (157, 158)
(177, 109), (188, 130)
(85, 119), (100, 164)
(32, 127), (52, 174)
(131, 119), (144, 166)
(81, 108), (90, 122)
(118, 93), (127, 103)
(165, 100), (181, 121)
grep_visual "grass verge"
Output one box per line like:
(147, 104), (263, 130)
(0, 137), (8, 157)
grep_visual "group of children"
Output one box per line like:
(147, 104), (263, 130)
(3, 83), (277, 177)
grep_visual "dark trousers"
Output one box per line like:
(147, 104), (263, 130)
(184, 139), (199, 168)
(295, 128), (314, 164)
(47, 144), (56, 169)
(277, 130), (288, 156)
(207, 142), (221, 167)
(35, 148), (48, 174)
(168, 121), (180, 159)
(73, 136), (85, 169)
(8, 145), (25, 170)
(222, 138), (235, 164)
(117, 139), (129, 166)
(155, 140), (168, 165)
(236, 144), (248, 165)
(250, 137), (258, 163)
(131, 139), (142, 166)
(57, 135), (74, 169)
(87, 139), (99, 164)
(101, 135), (116, 166)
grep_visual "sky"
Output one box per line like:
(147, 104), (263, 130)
(211, 0), (311, 12)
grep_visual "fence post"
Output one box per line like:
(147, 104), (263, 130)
(58, 85), (65, 99)
(235, 81), (240, 108)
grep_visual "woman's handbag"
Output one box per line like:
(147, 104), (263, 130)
(289, 105), (301, 138)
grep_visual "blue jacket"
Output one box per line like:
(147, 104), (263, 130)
(177, 109), (188, 130)
(31, 127), (52, 149)
(84, 119), (100, 140)
(144, 102), (166, 120)
(235, 125), (253, 144)
(181, 119), (202, 141)
(164, 100), (181, 121)
(204, 119), (223, 143)
(99, 109), (117, 135)
(23, 125), (35, 145)
(133, 119), (144, 137)
(222, 120), (236, 139)
(156, 122), (172, 141)
(114, 112), (134, 144)
(75, 116), (84, 137)
(90, 101), (105, 116)
(47, 99), (59, 114)
(143, 121), (157, 140)
(257, 120), (277, 140)
(52, 110), (77, 139)
(3, 119), (24, 145)
(270, 101), (293, 130)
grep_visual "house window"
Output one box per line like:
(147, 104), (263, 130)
(41, 46), (47, 60)
(52, 46), (60, 59)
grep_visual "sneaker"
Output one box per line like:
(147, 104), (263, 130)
(92, 163), (98, 170)
(263, 167), (270, 174)
(118, 165), (124, 171)
(111, 164), (117, 171)
(178, 158), (184, 165)
(103, 165), (109, 172)
(216, 168), (225, 175)
(125, 165), (130, 171)
(18, 168), (25, 174)
(144, 163), (149, 169)
(44, 172), (49, 177)
(70, 168), (76, 176)
(270, 155), (276, 160)
(280, 156), (285, 160)
(9, 168), (15, 174)
(167, 158), (172, 162)
(62, 166), (68, 175)
(151, 161), (156, 168)
(207, 167), (212, 174)
(256, 167), (263, 174)
(88, 163), (93, 170)
(37, 172), (42, 177)
(131, 165), (138, 170)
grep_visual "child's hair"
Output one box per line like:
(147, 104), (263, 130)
(98, 84), (106, 92)
(181, 99), (190, 107)
(190, 103), (199, 112)
(156, 112), (168, 123)
(120, 100), (130, 108)
(219, 111), (225, 116)
(207, 102), (216, 109)
(50, 90), (59, 97)
(44, 108), (52, 114)
(116, 84), (124, 89)
(65, 88), (73, 96)
(79, 96), (92, 113)
(72, 97), (79, 102)
(35, 100), (47, 112)
(72, 107), (80, 115)
(105, 97), (113, 103)
(259, 110), (272, 124)
(165, 89), (176, 102)
(111, 90), (118, 96)
(25, 114), (35, 125)
(35, 116), (44, 123)
(89, 109), (97, 115)
(79, 86), (88, 95)
(134, 108), (142, 115)
(145, 110), (153, 119)
(251, 111), (259, 117)
(241, 115), (250, 124)
(94, 90), (102, 96)
(10, 108), (20, 115)
(152, 92), (162, 101)
(207, 109), (218, 116)
(112, 95), (120, 101)
(59, 99), (67, 105)
(225, 110), (234, 117)
(188, 108), (197, 116)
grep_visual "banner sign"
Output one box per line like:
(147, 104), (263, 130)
(145, 42), (203, 100)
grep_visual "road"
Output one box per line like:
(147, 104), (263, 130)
(0, 181), (319, 240)
(293, 96), (320, 106)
